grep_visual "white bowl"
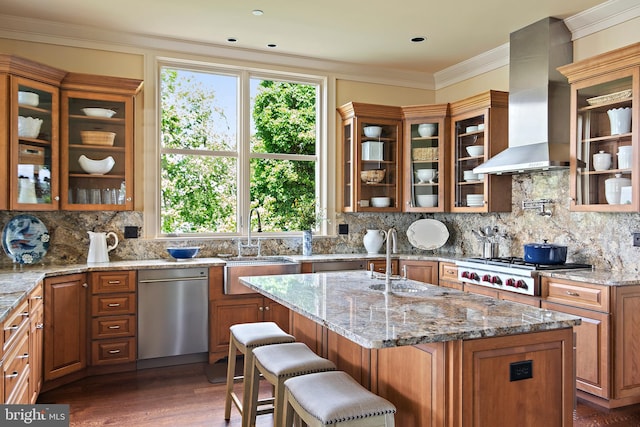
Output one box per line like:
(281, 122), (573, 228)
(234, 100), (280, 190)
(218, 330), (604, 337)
(370, 197), (391, 207)
(363, 126), (382, 138)
(466, 194), (484, 206)
(18, 91), (39, 107)
(78, 155), (115, 175)
(417, 123), (437, 137)
(416, 194), (438, 207)
(463, 170), (479, 181)
(82, 108), (117, 118)
(416, 168), (437, 183)
(18, 116), (43, 138)
(465, 145), (484, 157)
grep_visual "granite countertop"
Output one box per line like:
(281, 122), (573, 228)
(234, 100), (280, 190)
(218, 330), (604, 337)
(240, 271), (581, 349)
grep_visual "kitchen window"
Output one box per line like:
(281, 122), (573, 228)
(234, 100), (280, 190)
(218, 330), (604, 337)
(158, 61), (326, 237)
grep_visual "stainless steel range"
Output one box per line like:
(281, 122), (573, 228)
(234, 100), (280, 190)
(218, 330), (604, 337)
(456, 257), (592, 296)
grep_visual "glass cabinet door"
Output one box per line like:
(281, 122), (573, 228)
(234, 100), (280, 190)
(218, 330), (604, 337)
(61, 91), (131, 210)
(572, 74), (635, 210)
(406, 120), (442, 211)
(342, 120), (354, 211)
(453, 114), (486, 210)
(357, 119), (401, 211)
(11, 77), (59, 210)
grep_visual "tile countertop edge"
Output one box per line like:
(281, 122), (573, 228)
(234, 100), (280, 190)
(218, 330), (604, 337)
(240, 271), (581, 349)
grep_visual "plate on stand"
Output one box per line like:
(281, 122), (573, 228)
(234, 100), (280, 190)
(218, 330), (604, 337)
(406, 219), (449, 250)
(2, 214), (50, 264)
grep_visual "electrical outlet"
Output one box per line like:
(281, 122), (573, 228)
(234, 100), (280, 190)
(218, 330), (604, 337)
(634, 232), (640, 247)
(338, 224), (349, 235)
(124, 226), (140, 239)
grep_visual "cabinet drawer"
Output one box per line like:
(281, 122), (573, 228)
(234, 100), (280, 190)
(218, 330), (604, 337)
(4, 332), (29, 402)
(91, 271), (136, 294)
(439, 262), (458, 282)
(92, 315), (136, 339)
(91, 338), (136, 365)
(3, 300), (28, 352)
(542, 277), (609, 312)
(91, 294), (136, 316)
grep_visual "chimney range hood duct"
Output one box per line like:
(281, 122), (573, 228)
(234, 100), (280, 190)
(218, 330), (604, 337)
(473, 17), (573, 175)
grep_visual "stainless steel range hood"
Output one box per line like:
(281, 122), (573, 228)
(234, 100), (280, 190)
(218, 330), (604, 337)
(474, 17), (573, 175)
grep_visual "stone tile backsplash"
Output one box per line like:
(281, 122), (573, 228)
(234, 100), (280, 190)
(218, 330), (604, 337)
(1, 171), (639, 272)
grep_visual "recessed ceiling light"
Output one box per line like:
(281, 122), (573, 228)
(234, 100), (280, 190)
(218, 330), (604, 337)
(411, 36), (427, 43)
(252, 9), (264, 16)
(267, 44), (277, 48)
(227, 38), (237, 43)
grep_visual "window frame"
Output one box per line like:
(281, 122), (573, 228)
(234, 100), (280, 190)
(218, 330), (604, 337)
(148, 56), (332, 240)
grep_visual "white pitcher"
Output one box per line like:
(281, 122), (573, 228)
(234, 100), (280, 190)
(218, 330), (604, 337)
(363, 229), (386, 254)
(87, 231), (119, 263)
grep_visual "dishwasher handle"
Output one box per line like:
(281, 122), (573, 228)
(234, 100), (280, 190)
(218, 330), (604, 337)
(138, 276), (208, 284)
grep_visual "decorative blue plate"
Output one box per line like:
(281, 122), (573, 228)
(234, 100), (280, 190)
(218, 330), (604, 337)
(2, 214), (50, 264)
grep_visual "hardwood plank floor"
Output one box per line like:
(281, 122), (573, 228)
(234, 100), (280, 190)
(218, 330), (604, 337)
(38, 361), (640, 426)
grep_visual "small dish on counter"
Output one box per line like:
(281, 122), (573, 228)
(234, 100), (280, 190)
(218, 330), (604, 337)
(167, 247), (200, 260)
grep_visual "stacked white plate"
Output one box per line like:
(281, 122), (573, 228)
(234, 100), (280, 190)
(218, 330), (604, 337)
(466, 194), (484, 207)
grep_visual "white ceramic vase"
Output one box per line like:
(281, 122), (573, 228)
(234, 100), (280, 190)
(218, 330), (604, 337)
(363, 229), (386, 254)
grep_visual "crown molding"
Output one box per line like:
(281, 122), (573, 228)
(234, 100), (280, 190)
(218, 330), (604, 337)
(434, 0), (639, 90)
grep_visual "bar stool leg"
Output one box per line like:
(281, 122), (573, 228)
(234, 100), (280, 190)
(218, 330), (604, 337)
(224, 334), (238, 420)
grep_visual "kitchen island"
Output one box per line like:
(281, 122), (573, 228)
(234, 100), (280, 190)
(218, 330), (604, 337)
(241, 270), (580, 427)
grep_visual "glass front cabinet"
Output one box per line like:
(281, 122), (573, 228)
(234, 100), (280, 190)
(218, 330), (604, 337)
(449, 90), (511, 213)
(559, 42), (640, 212)
(338, 102), (402, 212)
(402, 104), (449, 212)
(0, 55), (66, 210)
(60, 73), (143, 211)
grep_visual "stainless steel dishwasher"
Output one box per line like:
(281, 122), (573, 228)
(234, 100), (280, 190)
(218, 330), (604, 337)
(137, 268), (208, 368)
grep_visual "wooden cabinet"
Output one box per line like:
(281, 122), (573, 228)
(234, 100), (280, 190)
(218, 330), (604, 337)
(399, 259), (438, 284)
(208, 266), (290, 363)
(60, 73), (142, 210)
(558, 43), (640, 212)
(540, 277), (634, 407)
(28, 284), (43, 403)
(43, 273), (87, 381)
(2, 299), (30, 403)
(366, 259), (398, 276)
(466, 281), (540, 307)
(338, 102), (403, 212)
(449, 90), (511, 212)
(438, 261), (463, 290)
(402, 104), (450, 212)
(89, 271), (136, 366)
(0, 54), (66, 211)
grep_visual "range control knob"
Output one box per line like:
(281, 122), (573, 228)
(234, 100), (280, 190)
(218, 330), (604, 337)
(482, 274), (492, 283)
(469, 272), (480, 281)
(461, 271), (470, 279)
(506, 278), (515, 287)
(491, 276), (502, 285)
(516, 280), (528, 290)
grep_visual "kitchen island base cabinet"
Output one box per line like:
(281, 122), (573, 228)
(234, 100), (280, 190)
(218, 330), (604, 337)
(293, 309), (574, 426)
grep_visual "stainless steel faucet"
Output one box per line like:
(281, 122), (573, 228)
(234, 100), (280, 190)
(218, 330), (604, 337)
(385, 227), (397, 293)
(238, 208), (262, 257)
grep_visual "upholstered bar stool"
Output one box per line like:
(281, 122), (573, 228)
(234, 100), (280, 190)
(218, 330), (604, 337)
(224, 322), (295, 425)
(248, 342), (337, 427)
(283, 370), (396, 427)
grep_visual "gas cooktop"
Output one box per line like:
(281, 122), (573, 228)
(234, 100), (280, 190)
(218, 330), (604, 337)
(463, 257), (592, 271)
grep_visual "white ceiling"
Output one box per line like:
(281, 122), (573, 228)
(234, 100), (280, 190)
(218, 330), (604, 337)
(0, 0), (613, 75)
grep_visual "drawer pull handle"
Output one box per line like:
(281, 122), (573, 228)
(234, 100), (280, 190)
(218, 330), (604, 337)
(108, 325), (121, 329)
(36, 323), (43, 329)
(108, 280), (121, 284)
(108, 349), (121, 354)
(566, 291), (580, 297)
(32, 295), (43, 300)
(107, 303), (121, 307)
(4, 325), (19, 331)
(5, 371), (19, 379)
(18, 353), (29, 359)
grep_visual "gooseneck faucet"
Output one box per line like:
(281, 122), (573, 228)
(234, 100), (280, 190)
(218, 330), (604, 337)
(385, 227), (397, 293)
(238, 208), (262, 257)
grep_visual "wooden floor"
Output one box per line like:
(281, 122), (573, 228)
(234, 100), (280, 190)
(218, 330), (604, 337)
(38, 361), (640, 427)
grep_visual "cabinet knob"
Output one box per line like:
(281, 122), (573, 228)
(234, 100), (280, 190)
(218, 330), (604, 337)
(82, 283), (88, 288)
(259, 306), (264, 311)
(54, 196), (60, 201)
(36, 323), (43, 329)
(264, 306), (270, 311)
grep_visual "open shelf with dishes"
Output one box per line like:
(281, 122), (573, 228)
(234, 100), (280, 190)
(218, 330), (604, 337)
(449, 90), (511, 213)
(402, 104), (449, 212)
(559, 43), (639, 212)
(338, 102), (402, 212)
(60, 73), (142, 210)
